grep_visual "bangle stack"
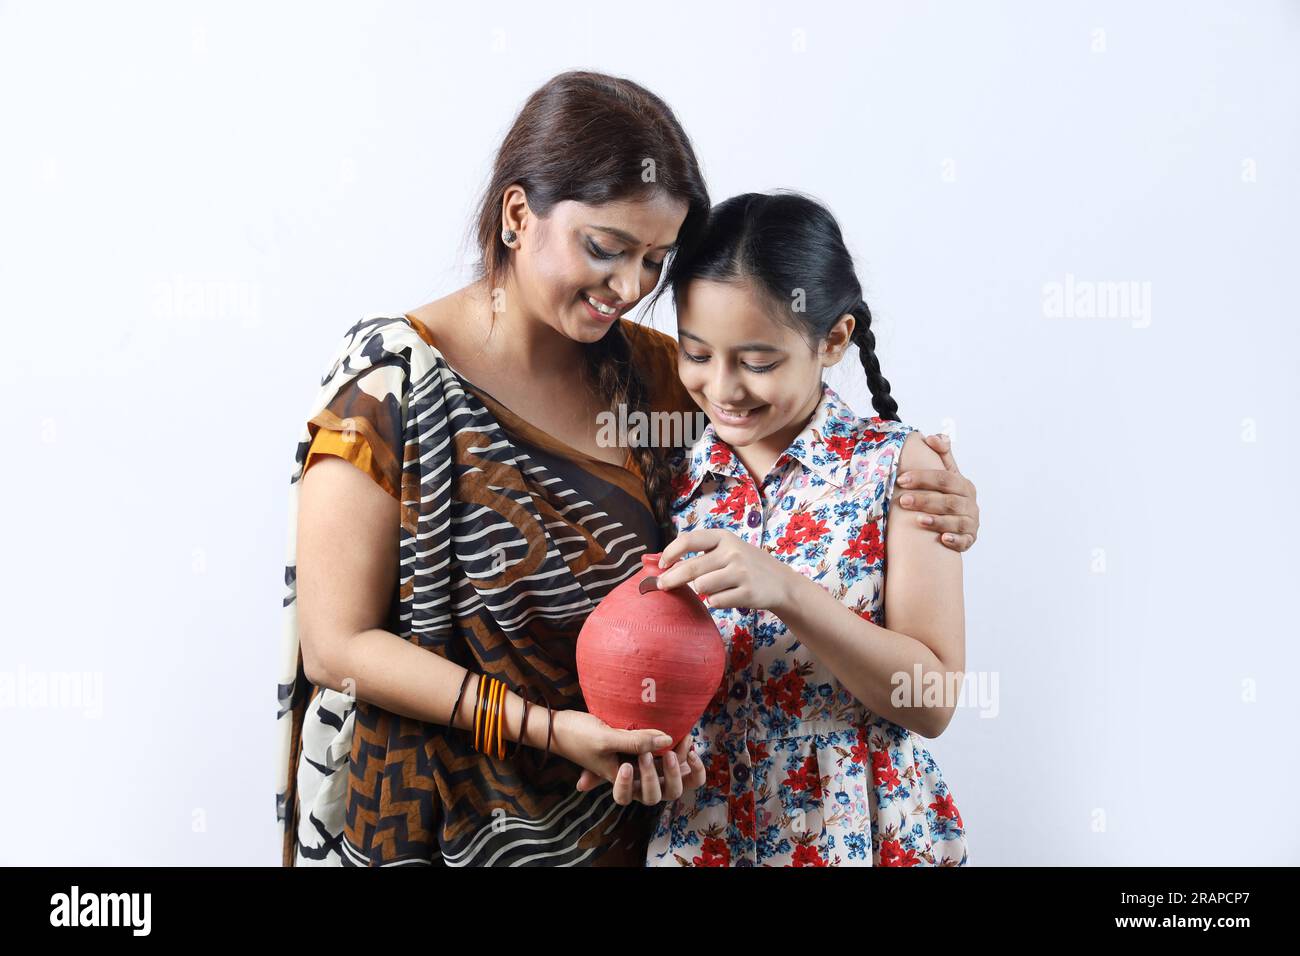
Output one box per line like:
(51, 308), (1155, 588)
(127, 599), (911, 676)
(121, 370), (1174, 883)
(450, 669), (555, 765)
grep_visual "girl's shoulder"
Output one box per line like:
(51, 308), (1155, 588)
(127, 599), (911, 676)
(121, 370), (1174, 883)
(804, 390), (916, 465)
(802, 393), (926, 502)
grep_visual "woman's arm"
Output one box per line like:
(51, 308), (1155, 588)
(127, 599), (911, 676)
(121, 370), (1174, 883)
(654, 433), (965, 738)
(296, 455), (552, 744)
(295, 455), (701, 800)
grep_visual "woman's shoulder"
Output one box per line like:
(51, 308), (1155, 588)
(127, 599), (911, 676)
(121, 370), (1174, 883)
(317, 312), (447, 391)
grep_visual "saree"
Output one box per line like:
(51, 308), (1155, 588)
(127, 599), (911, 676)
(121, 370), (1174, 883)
(276, 313), (687, 866)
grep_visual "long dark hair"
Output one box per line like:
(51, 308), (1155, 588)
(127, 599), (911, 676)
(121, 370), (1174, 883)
(664, 190), (899, 421)
(471, 71), (711, 530)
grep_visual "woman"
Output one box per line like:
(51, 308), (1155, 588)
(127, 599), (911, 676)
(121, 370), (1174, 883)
(275, 71), (981, 866)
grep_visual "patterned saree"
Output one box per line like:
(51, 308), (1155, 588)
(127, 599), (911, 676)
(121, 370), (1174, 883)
(276, 314), (680, 866)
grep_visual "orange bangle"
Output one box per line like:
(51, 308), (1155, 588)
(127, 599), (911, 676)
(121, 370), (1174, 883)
(483, 678), (497, 755)
(474, 673), (487, 751)
(486, 681), (499, 754)
(495, 679), (506, 758)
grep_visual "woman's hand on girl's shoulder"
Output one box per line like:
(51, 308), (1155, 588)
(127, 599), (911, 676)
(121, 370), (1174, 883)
(894, 432), (980, 553)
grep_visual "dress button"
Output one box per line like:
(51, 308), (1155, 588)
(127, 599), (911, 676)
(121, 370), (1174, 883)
(730, 680), (747, 700)
(733, 763), (750, 784)
(746, 510), (761, 528)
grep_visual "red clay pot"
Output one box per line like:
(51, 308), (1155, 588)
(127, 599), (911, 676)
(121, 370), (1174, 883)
(576, 552), (726, 756)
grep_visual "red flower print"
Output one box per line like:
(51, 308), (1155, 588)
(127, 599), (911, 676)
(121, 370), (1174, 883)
(787, 511), (828, 543)
(729, 627), (754, 672)
(783, 754), (823, 801)
(878, 839), (920, 867)
(930, 793), (963, 828)
(870, 750), (900, 792)
(850, 728), (870, 765)
(705, 752), (731, 794)
(824, 433), (856, 461)
(845, 519), (883, 564)
(671, 469), (696, 501)
(708, 441), (732, 466)
(710, 484), (749, 521)
(860, 428), (890, 445)
(774, 511), (828, 554)
(729, 791), (756, 840)
(762, 671), (805, 717)
(774, 528), (802, 555)
(693, 836), (730, 867)
(791, 844), (828, 867)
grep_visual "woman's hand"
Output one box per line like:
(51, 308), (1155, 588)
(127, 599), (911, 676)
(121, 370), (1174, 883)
(555, 709), (705, 806)
(655, 528), (799, 614)
(895, 433), (980, 553)
(573, 729), (706, 804)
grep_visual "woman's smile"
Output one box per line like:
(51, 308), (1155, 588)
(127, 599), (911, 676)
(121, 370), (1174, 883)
(578, 291), (624, 323)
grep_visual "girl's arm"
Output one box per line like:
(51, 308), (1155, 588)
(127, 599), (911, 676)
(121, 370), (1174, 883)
(896, 433), (981, 553)
(655, 433), (965, 738)
(782, 432), (966, 737)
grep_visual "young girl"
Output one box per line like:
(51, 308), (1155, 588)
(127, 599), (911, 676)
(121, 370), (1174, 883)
(643, 191), (968, 866)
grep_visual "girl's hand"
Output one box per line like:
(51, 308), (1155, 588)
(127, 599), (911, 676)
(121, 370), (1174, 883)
(554, 709), (703, 806)
(655, 528), (797, 613)
(895, 433), (980, 553)
(573, 730), (706, 802)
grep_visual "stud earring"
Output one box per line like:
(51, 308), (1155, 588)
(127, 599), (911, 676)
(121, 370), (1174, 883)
(501, 228), (517, 246)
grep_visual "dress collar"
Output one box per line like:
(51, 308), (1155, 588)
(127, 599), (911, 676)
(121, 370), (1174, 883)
(672, 381), (872, 504)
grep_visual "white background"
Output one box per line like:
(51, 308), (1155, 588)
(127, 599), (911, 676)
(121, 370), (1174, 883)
(2, 0), (1297, 865)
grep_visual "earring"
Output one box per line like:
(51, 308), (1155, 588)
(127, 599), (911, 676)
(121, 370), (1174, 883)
(501, 228), (517, 246)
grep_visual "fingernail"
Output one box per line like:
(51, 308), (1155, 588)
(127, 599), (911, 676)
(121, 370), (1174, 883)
(943, 534), (954, 542)
(900, 494), (914, 506)
(897, 475), (911, 486)
(654, 735), (673, 748)
(921, 515), (933, 526)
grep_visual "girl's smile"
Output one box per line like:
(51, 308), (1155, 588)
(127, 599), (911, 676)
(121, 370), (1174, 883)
(708, 400), (768, 427)
(676, 277), (850, 477)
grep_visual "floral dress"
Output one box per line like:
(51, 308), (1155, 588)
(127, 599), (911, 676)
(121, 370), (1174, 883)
(645, 382), (969, 867)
